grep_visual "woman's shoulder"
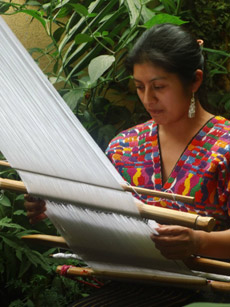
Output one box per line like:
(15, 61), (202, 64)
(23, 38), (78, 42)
(105, 119), (156, 154)
(118, 119), (155, 137)
(210, 115), (230, 135)
(109, 119), (155, 144)
(211, 115), (230, 127)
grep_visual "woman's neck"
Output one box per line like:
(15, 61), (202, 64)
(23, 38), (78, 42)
(158, 103), (213, 139)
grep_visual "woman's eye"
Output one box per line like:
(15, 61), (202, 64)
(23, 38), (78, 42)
(136, 86), (144, 90)
(154, 85), (164, 90)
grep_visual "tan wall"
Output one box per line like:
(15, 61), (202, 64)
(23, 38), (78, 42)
(2, 1), (53, 71)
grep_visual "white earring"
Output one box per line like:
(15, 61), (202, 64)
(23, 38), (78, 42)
(188, 92), (196, 118)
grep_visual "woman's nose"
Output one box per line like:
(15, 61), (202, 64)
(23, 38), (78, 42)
(142, 88), (156, 106)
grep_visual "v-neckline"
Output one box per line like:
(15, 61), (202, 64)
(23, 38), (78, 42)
(156, 116), (215, 188)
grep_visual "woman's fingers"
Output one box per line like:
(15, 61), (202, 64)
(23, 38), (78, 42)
(151, 225), (199, 260)
(24, 194), (47, 224)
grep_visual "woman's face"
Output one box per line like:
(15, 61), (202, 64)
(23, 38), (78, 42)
(133, 62), (192, 125)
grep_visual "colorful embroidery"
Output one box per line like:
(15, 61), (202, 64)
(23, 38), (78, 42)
(106, 116), (230, 229)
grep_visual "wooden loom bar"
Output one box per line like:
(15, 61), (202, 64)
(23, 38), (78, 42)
(22, 234), (230, 292)
(0, 177), (215, 231)
(0, 161), (195, 203)
(22, 234), (230, 277)
(55, 265), (230, 292)
(56, 265), (207, 288)
(0, 160), (10, 167)
(122, 184), (194, 204)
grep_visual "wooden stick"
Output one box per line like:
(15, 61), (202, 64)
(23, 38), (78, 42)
(0, 178), (27, 193)
(122, 184), (194, 204)
(184, 257), (230, 276)
(0, 177), (215, 231)
(21, 237), (230, 292)
(210, 281), (230, 293)
(22, 234), (68, 249)
(56, 265), (230, 293)
(56, 265), (207, 288)
(136, 200), (215, 232)
(22, 234), (230, 278)
(0, 174), (195, 205)
(0, 160), (11, 167)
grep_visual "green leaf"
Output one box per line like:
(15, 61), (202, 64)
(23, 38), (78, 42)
(24, 250), (50, 271)
(204, 47), (230, 58)
(13, 210), (26, 216)
(19, 10), (46, 30)
(88, 55), (115, 83)
(15, 194), (25, 201)
(54, 0), (71, 10)
(144, 13), (187, 28)
(0, 217), (26, 230)
(124, 0), (140, 27)
(103, 37), (114, 47)
(16, 249), (22, 261)
(102, 31), (109, 36)
(18, 258), (31, 278)
(159, 0), (176, 14)
(26, 1), (41, 6)
(2, 236), (21, 250)
(0, 2), (11, 13)
(56, 6), (72, 18)
(75, 33), (93, 44)
(63, 89), (84, 111)
(0, 194), (11, 207)
(70, 3), (88, 17)
(88, 13), (97, 18)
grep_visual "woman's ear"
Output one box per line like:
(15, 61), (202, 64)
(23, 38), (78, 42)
(192, 69), (203, 92)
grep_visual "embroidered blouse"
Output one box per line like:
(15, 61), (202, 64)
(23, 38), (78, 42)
(106, 116), (230, 230)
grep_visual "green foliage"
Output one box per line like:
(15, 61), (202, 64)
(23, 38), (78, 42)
(0, 153), (89, 306)
(0, 0), (230, 305)
(180, 0), (230, 117)
(0, 0), (187, 150)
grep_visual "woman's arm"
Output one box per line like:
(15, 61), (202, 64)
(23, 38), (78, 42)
(151, 225), (230, 260)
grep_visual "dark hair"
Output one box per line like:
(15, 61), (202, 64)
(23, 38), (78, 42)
(126, 23), (204, 88)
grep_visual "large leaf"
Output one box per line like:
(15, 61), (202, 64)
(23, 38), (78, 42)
(0, 194), (11, 207)
(124, 0), (140, 27)
(70, 3), (88, 17)
(0, 217), (26, 230)
(63, 88), (84, 110)
(144, 13), (187, 28)
(19, 9), (47, 30)
(88, 55), (115, 83)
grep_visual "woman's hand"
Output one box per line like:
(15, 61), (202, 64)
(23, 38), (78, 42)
(151, 225), (200, 260)
(24, 194), (47, 224)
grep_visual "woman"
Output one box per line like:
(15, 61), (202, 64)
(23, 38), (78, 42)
(25, 23), (230, 261)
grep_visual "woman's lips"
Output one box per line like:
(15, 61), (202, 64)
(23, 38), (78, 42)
(148, 109), (163, 115)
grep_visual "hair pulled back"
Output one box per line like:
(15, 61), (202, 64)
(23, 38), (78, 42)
(126, 23), (204, 87)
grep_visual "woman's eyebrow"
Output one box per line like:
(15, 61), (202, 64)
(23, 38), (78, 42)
(133, 77), (166, 82)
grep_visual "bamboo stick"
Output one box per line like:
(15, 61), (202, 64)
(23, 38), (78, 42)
(22, 234), (230, 280)
(0, 176), (195, 204)
(0, 160), (10, 167)
(122, 184), (194, 204)
(56, 265), (230, 293)
(135, 200), (215, 231)
(22, 234), (68, 249)
(56, 265), (207, 288)
(210, 281), (230, 293)
(0, 178), (27, 193)
(0, 177), (215, 231)
(184, 257), (230, 276)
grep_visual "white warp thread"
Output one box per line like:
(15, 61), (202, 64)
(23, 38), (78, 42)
(0, 17), (204, 280)
(0, 17), (137, 216)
